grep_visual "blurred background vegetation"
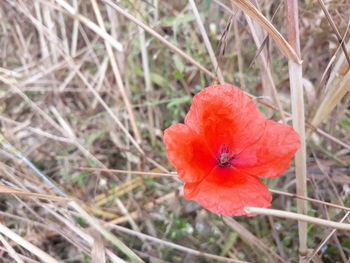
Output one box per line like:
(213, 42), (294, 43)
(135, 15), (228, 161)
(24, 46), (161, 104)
(0, 0), (349, 262)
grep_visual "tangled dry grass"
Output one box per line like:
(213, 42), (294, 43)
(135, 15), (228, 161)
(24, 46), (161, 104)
(0, 0), (349, 262)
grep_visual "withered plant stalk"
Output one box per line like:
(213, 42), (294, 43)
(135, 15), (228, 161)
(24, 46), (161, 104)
(284, 0), (308, 257)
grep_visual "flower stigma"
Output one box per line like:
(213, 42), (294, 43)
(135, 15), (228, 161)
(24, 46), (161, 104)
(216, 144), (237, 168)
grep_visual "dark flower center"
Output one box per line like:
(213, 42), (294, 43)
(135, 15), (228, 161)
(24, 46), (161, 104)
(216, 144), (237, 168)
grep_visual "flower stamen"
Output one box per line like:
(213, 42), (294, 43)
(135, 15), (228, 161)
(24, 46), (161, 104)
(216, 144), (237, 168)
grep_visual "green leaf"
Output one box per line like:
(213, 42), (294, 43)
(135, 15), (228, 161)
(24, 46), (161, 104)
(72, 171), (90, 186)
(168, 215), (194, 240)
(73, 216), (87, 227)
(87, 159), (99, 168)
(174, 72), (184, 78)
(162, 14), (195, 27)
(173, 54), (185, 73)
(342, 239), (350, 249)
(325, 245), (338, 255)
(58, 145), (77, 155)
(166, 96), (191, 108)
(340, 118), (350, 131)
(85, 129), (105, 145)
(150, 73), (168, 86)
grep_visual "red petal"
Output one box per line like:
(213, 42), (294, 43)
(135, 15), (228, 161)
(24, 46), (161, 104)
(185, 84), (266, 154)
(184, 167), (272, 216)
(235, 120), (300, 178)
(163, 123), (216, 183)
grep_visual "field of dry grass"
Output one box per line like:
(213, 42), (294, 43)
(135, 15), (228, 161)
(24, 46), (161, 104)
(0, 0), (349, 262)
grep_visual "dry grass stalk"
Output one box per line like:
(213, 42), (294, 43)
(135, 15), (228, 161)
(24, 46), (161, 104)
(34, 2), (49, 59)
(309, 20), (350, 134)
(91, 231), (106, 263)
(70, 0), (79, 55)
(69, 200), (144, 263)
(102, 0), (218, 80)
(90, 0), (142, 143)
(231, 0), (302, 64)
(1, 0), (350, 261)
(0, 233), (24, 263)
(54, 0), (123, 52)
(0, 131), (141, 261)
(43, 5), (58, 63)
(81, 167), (350, 213)
(137, 2), (156, 143)
(43, 205), (126, 263)
(91, 57), (109, 109)
(0, 184), (68, 202)
(311, 67), (350, 129)
(75, 70), (144, 154)
(243, 3), (286, 121)
(223, 217), (286, 263)
(110, 224), (247, 263)
(244, 207), (350, 231)
(189, 0), (225, 84)
(304, 211), (350, 262)
(317, 0), (350, 66)
(284, 0), (308, 256)
(0, 223), (60, 263)
(233, 12), (246, 89)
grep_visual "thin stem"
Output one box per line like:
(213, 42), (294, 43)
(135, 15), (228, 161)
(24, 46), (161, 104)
(317, 0), (350, 66)
(223, 216), (287, 262)
(79, 167), (176, 177)
(0, 134), (68, 198)
(76, 69), (145, 155)
(0, 184), (68, 203)
(244, 3), (286, 122)
(137, 2), (155, 144)
(231, 0), (301, 64)
(244, 207), (350, 231)
(269, 189), (350, 212)
(0, 134), (143, 263)
(102, 0), (218, 80)
(78, 167), (350, 213)
(54, 0), (123, 52)
(0, 233), (24, 263)
(233, 12), (246, 89)
(189, 0), (225, 84)
(69, 201), (144, 263)
(110, 224), (248, 263)
(284, 0), (308, 256)
(90, 0), (142, 143)
(0, 222), (60, 263)
(305, 211), (350, 262)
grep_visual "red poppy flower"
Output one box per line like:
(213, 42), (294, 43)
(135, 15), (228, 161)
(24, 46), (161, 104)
(163, 84), (300, 216)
